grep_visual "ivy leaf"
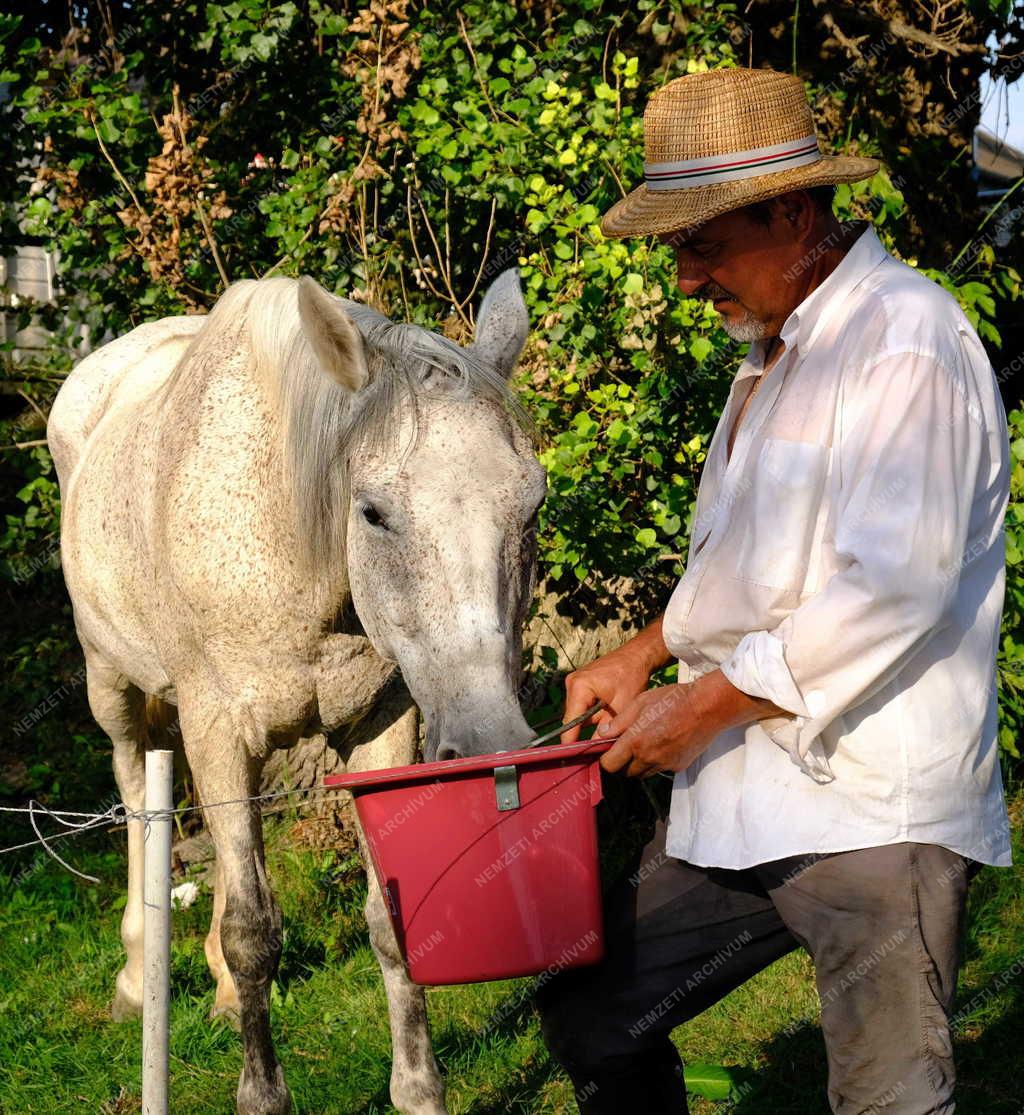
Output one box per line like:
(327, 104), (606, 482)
(96, 117), (120, 143)
(412, 101), (440, 125)
(689, 335), (713, 363)
(660, 514), (681, 536)
(623, 272), (643, 295)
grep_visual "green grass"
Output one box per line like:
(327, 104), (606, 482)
(0, 798), (1021, 1115)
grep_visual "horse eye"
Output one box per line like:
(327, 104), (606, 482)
(362, 503), (387, 529)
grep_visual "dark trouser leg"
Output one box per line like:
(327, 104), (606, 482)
(536, 820), (799, 1114)
(760, 843), (969, 1115)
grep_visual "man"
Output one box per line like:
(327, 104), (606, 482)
(537, 67), (1012, 1115)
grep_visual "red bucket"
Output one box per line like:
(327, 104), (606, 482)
(325, 738), (613, 985)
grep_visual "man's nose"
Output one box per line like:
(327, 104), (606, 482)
(675, 255), (710, 297)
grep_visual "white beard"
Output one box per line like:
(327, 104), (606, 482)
(720, 308), (772, 343)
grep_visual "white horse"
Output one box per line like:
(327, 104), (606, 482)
(47, 269), (545, 1114)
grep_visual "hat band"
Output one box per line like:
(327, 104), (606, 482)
(644, 134), (821, 191)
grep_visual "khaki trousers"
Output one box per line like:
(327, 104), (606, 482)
(537, 820), (970, 1114)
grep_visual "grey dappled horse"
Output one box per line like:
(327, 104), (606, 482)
(47, 269), (545, 1114)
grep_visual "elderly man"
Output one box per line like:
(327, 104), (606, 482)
(538, 68), (1012, 1115)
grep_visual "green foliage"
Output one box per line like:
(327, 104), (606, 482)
(683, 1062), (756, 1101)
(999, 408), (1024, 764)
(0, 1), (1021, 770)
(1, 448), (59, 579)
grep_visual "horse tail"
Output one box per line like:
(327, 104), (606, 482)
(142, 694), (181, 751)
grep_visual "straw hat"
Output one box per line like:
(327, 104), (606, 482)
(601, 68), (879, 239)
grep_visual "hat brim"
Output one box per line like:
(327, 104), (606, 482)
(600, 154), (881, 239)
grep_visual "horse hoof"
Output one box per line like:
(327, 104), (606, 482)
(237, 1063), (291, 1115)
(111, 987), (142, 1022)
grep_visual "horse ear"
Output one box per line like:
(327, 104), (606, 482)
(296, 276), (369, 393)
(471, 268), (529, 381)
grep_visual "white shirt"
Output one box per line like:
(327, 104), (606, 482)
(662, 221), (1012, 870)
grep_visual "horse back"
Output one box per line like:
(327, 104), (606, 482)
(48, 315), (205, 493)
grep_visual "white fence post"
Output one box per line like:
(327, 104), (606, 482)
(143, 749), (174, 1115)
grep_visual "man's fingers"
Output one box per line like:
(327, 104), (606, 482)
(596, 698), (647, 772)
(562, 669), (650, 745)
(594, 698), (640, 741)
(599, 735), (634, 774)
(562, 700), (602, 744)
(599, 739), (657, 780)
(628, 757), (658, 779)
(560, 681), (601, 744)
(560, 715), (591, 745)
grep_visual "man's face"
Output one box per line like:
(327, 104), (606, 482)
(658, 194), (817, 342)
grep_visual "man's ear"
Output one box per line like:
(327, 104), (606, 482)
(296, 276), (369, 393)
(471, 268), (529, 381)
(780, 190), (818, 234)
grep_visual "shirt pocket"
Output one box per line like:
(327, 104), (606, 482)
(734, 438), (829, 591)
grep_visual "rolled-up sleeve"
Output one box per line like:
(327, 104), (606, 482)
(720, 346), (985, 780)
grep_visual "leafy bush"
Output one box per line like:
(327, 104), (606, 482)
(1, 0), (1021, 770)
(1000, 407), (1024, 768)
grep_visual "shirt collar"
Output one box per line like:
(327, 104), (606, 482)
(778, 220), (887, 355)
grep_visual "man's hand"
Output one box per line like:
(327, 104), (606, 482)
(561, 616), (673, 743)
(597, 669), (786, 778)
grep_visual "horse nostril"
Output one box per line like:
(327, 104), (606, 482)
(436, 745), (463, 762)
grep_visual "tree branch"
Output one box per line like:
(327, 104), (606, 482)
(1, 438), (48, 450)
(89, 113), (145, 215)
(170, 86), (230, 291)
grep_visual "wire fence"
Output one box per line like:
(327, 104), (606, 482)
(0, 784), (332, 882)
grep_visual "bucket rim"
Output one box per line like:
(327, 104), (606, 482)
(324, 737), (616, 793)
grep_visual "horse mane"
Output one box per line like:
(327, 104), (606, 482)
(158, 276), (529, 577)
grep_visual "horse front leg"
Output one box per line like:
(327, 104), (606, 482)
(181, 695), (290, 1115)
(346, 693), (447, 1115)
